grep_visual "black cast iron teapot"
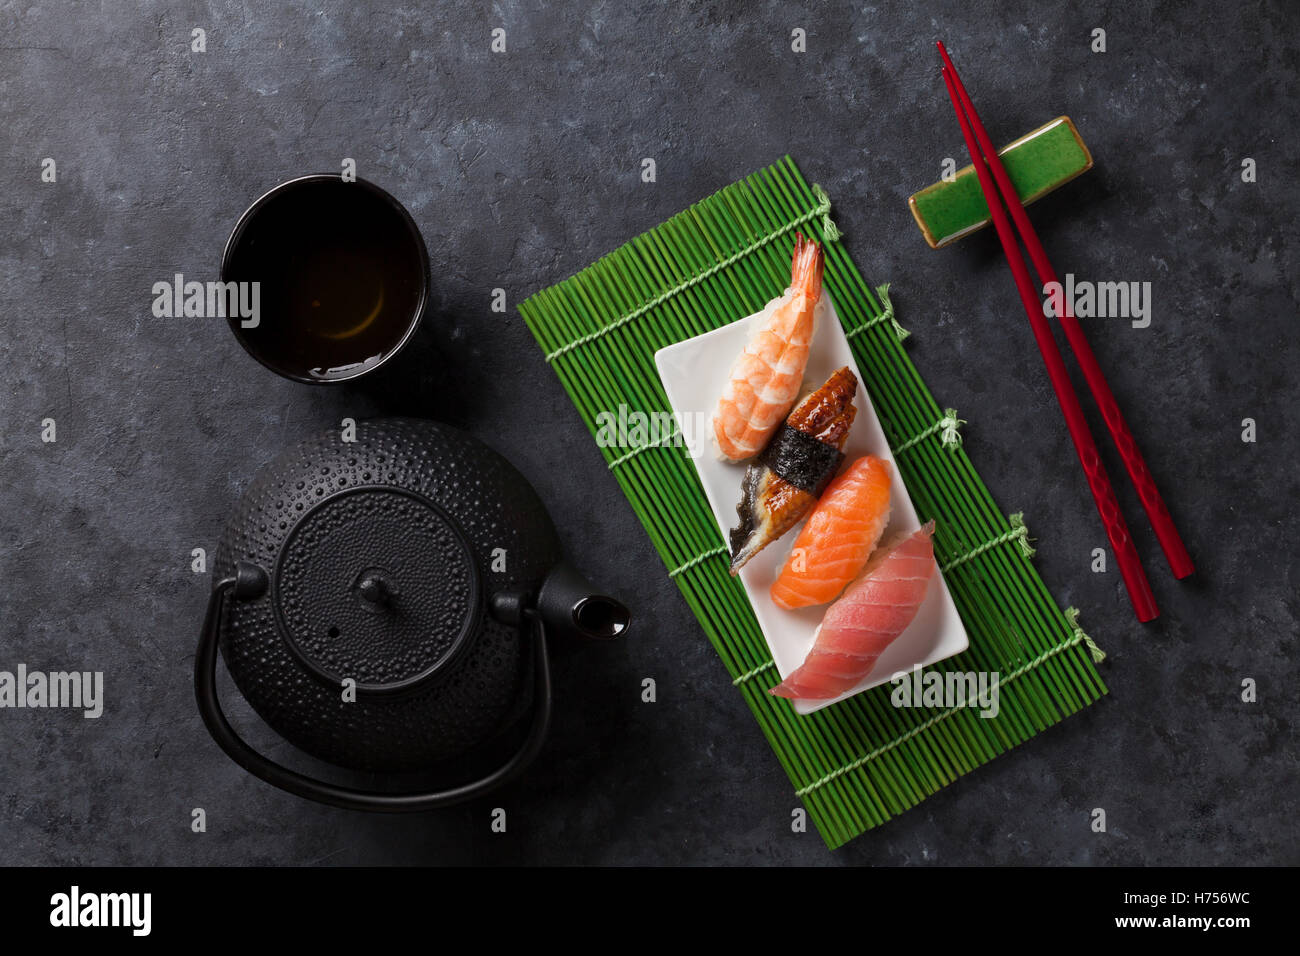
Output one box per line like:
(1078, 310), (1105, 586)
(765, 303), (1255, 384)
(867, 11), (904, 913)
(195, 417), (628, 810)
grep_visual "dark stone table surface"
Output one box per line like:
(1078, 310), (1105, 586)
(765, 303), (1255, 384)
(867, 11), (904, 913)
(1, 0), (1295, 865)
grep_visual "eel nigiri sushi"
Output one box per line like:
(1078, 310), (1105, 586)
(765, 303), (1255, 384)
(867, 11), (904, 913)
(728, 367), (857, 574)
(769, 455), (892, 610)
(713, 234), (824, 463)
(771, 522), (936, 701)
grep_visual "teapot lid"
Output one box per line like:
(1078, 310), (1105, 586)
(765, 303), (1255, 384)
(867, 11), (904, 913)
(214, 417), (564, 772)
(274, 487), (480, 694)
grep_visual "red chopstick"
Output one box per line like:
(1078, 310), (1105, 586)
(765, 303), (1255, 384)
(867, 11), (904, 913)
(938, 55), (1159, 622)
(937, 43), (1194, 582)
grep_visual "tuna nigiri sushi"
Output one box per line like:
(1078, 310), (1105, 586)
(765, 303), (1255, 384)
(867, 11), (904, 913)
(712, 234), (825, 463)
(728, 367), (857, 573)
(769, 455), (892, 609)
(770, 522), (936, 701)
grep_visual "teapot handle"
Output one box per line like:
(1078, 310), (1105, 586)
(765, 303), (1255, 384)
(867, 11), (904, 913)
(194, 566), (552, 812)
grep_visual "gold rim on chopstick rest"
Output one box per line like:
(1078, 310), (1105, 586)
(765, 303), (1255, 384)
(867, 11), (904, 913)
(519, 156), (1107, 849)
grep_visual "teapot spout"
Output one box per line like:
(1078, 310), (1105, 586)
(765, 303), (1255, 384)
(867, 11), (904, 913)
(535, 562), (629, 641)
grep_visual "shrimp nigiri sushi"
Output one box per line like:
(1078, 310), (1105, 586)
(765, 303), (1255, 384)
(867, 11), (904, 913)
(713, 234), (825, 463)
(770, 455), (892, 610)
(771, 522), (936, 701)
(728, 367), (857, 573)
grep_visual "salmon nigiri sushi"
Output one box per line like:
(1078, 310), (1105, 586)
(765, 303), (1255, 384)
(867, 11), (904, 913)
(771, 522), (935, 701)
(770, 455), (892, 609)
(712, 234), (824, 462)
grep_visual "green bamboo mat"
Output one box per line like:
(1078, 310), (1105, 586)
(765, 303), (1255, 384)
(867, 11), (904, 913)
(519, 156), (1107, 849)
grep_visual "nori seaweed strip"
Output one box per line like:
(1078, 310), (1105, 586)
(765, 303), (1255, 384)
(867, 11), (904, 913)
(760, 424), (844, 496)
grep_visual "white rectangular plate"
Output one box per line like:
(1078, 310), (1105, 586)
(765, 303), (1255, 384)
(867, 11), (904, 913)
(654, 295), (970, 714)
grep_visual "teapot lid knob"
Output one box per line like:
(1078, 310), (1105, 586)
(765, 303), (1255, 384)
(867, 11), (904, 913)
(357, 570), (398, 607)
